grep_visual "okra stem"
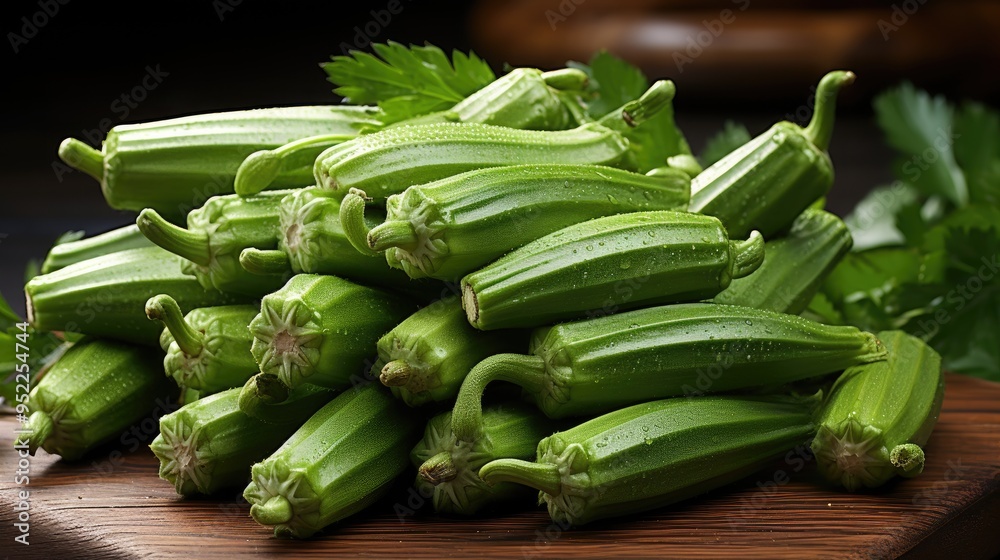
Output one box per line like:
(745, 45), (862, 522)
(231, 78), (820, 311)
(57, 138), (104, 181)
(239, 373), (291, 414)
(729, 231), (766, 279)
(419, 451), (458, 484)
(451, 354), (547, 443)
(368, 221), (419, 252)
(803, 71), (856, 151)
(339, 189), (380, 256)
(251, 496), (294, 525)
(890, 443), (925, 475)
(145, 294), (205, 356)
(235, 134), (355, 196)
(25, 411), (54, 455)
(598, 80), (675, 133)
(540, 68), (588, 91)
(136, 209), (212, 266)
(478, 458), (563, 496)
(379, 360), (411, 387)
(240, 248), (293, 275)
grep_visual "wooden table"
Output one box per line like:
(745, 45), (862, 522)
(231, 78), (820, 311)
(2, 373), (999, 559)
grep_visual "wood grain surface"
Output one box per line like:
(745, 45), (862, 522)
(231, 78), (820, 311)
(2, 373), (999, 559)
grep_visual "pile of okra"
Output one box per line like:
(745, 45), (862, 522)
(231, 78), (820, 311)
(20, 53), (944, 538)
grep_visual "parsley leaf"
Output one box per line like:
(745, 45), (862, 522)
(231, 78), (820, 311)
(953, 101), (1000, 206)
(699, 121), (751, 168)
(323, 42), (495, 124)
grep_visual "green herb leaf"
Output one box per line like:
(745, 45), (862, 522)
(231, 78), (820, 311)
(0, 291), (71, 405)
(323, 42), (495, 124)
(953, 101), (1000, 206)
(873, 83), (967, 206)
(699, 121), (751, 168)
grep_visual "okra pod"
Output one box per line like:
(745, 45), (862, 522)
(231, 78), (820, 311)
(375, 297), (525, 407)
(450, 303), (886, 440)
(412, 402), (558, 514)
(312, 81), (676, 202)
(811, 330), (944, 490)
(151, 385), (335, 495)
(243, 384), (421, 538)
(461, 211), (764, 330)
(244, 274), (415, 401)
(146, 295), (259, 395)
(25, 247), (242, 346)
(22, 338), (175, 461)
(479, 394), (816, 525)
(713, 209), (853, 314)
(690, 71), (854, 238)
(58, 106), (378, 219)
(137, 190), (294, 297)
(340, 164), (691, 281)
(41, 224), (153, 274)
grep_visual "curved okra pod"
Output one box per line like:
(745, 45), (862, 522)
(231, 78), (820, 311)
(478, 395), (817, 526)
(41, 224), (153, 274)
(714, 209), (853, 314)
(242, 274), (416, 403)
(313, 80), (676, 202)
(690, 71), (855, 238)
(233, 68), (588, 197)
(237, 187), (419, 293)
(22, 338), (175, 461)
(243, 384), (421, 538)
(145, 295), (259, 396)
(374, 297), (526, 407)
(811, 330), (944, 490)
(411, 402), (558, 514)
(449, 303), (887, 442)
(460, 211), (764, 330)
(151, 384), (336, 495)
(339, 164), (691, 281)
(136, 190), (294, 297)
(25, 247), (243, 346)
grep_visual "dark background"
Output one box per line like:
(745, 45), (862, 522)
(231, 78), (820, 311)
(2, 0), (997, 315)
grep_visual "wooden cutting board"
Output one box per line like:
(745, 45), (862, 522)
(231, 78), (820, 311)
(2, 373), (999, 559)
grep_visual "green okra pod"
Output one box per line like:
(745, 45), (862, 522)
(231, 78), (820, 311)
(22, 338), (176, 461)
(811, 330), (944, 490)
(479, 394), (817, 526)
(690, 71), (855, 238)
(375, 297), (526, 407)
(25, 246), (243, 346)
(41, 224), (153, 274)
(243, 384), (421, 538)
(312, 80), (676, 202)
(412, 402), (558, 514)
(151, 384), (336, 495)
(243, 274), (415, 402)
(233, 68), (588, 197)
(145, 295), (259, 396)
(713, 209), (853, 314)
(340, 164), (691, 281)
(449, 303), (886, 441)
(461, 211), (764, 330)
(58, 105), (378, 219)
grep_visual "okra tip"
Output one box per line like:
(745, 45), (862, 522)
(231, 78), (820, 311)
(136, 209), (211, 266)
(250, 495), (294, 525)
(729, 230), (766, 279)
(379, 360), (412, 387)
(609, 79), (676, 130)
(57, 138), (104, 181)
(235, 150), (281, 197)
(541, 68), (589, 91)
(478, 459), (563, 496)
(418, 451), (458, 485)
(339, 188), (380, 257)
(145, 294), (205, 356)
(240, 248), (292, 276)
(803, 70), (856, 151)
(24, 411), (54, 455)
